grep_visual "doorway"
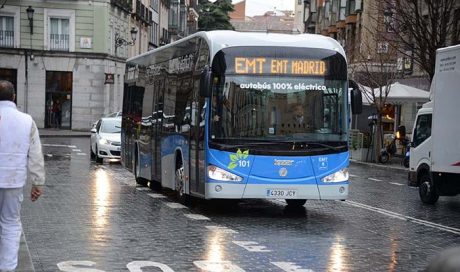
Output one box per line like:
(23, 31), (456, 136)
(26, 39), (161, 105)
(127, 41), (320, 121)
(0, 68), (17, 104)
(45, 71), (72, 129)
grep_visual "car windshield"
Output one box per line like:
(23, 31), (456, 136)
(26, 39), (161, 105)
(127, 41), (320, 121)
(100, 119), (121, 133)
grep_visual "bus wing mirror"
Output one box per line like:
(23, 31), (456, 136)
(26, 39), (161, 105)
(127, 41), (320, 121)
(200, 66), (212, 97)
(349, 80), (363, 114)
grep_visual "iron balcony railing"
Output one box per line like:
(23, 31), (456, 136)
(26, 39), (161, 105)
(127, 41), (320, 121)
(50, 34), (69, 51)
(0, 30), (14, 48)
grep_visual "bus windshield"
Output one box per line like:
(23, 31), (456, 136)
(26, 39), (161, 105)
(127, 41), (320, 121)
(210, 75), (347, 143)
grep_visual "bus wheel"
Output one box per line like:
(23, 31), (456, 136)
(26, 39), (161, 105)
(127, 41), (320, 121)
(285, 199), (307, 207)
(419, 174), (439, 204)
(134, 152), (148, 186)
(175, 166), (188, 204)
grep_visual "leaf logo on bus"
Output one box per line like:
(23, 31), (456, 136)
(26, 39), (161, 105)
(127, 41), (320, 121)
(228, 149), (250, 169)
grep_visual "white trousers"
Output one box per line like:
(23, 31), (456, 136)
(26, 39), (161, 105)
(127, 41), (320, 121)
(0, 187), (23, 271)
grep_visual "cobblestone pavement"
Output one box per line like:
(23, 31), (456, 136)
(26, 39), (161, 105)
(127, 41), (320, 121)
(20, 137), (460, 272)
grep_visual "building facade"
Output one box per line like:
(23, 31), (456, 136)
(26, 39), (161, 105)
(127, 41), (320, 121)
(0, 0), (134, 130)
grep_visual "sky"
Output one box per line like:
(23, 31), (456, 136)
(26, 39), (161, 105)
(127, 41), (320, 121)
(232, 0), (295, 16)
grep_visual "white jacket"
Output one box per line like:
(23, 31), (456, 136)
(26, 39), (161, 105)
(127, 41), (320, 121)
(0, 101), (45, 188)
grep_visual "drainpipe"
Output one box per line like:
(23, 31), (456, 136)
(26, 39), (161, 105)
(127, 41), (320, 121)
(24, 50), (29, 113)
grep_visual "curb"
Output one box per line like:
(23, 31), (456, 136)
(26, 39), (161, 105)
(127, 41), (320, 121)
(350, 159), (409, 172)
(39, 134), (90, 138)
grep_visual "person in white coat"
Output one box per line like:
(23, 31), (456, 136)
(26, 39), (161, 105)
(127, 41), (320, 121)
(0, 80), (45, 271)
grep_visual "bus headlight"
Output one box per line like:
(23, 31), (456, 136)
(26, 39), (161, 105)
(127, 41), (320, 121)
(208, 165), (243, 182)
(321, 168), (349, 183)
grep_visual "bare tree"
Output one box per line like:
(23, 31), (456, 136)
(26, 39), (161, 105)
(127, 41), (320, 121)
(380, 0), (459, 81)
(349, 10), (399, 162)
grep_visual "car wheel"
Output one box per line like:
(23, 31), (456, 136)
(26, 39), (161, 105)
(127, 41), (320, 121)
(285, 199), (307, 207)
(90, 143), (96, 160)
(95, 146), (103, 164)
(419, 173), (439, 204)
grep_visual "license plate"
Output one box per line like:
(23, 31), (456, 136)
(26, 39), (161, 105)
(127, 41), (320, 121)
(266, 189), (297, 198)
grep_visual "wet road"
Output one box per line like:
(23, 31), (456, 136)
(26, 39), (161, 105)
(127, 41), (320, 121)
(21, 137), (460, 272)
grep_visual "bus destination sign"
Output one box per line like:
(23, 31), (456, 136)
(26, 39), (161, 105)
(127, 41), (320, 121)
(234, 57), (327, 76)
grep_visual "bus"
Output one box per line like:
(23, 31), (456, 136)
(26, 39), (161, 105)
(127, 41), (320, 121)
(121, 31), (362, 207)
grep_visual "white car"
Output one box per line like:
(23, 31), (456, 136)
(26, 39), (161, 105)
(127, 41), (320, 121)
(90, 117), (121, 163)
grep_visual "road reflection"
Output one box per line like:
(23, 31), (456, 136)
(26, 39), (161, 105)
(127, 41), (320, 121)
(205, 229), (225, 263)
(93, 168), (111, 228)
(328, 235), (346, 271)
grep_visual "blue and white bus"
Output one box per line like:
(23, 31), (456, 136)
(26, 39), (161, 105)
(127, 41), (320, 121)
(121, 31), (362, 206)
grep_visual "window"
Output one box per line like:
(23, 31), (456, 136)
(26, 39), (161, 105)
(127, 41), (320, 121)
(339, 0), (346, 20)
(0, 15), (14, 47)
(0, 6), (19, 48)
(377, 41), (389, 54)
(44, 9), (75, 51)
(413, 114), (432, 147)
(150, 22), (159, 47)
(151, 0), (159, 12)
(50, 18), (69, 51)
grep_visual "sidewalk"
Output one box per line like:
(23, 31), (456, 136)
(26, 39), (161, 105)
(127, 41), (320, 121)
(39, 128), (90, 138)
(350, 158), (409, 172)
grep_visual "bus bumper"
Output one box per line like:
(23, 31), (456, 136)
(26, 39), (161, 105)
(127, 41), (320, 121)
(205, 183), (348, 200)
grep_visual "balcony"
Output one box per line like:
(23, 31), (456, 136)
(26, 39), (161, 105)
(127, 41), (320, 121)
(0, 30), (14, 48)
(50, 34), (69, 51)
(110, 0), (132, 13)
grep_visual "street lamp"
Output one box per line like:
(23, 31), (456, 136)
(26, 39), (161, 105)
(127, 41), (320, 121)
(114, 27), (138, 54)
(26, 6), (34, 35)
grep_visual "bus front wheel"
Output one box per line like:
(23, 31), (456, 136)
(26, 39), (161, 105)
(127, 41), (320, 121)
(285, 199), (307, 207)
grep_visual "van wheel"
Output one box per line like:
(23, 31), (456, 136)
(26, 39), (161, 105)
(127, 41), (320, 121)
(134, 151), (148, 186)
(419, 174), (439, 204)
(285, 199), (307, 207)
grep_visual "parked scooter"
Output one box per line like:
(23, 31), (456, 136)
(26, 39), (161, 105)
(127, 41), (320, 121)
(379, 125), (410, 165)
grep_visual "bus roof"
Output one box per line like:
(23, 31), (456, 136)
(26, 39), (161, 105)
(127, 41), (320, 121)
(127, 30), (346, 66)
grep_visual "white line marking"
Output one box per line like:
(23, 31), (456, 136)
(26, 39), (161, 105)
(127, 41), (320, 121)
(184, 214), (210, 220)
(42, 144), (71, 148)
(76, 153), (86, 156)
(349, 174), (358, 177)
(165, 202), (188, 209)
(206, 226), (238, 234)
(271, 262), (315, 272)
(194, 261), (245, 272)
(68, 145), (77, 148)
(368, 178), (382, 181)
(389, 182), (404, 186)
(72, 149), (81, 152)
(136, 187), (150, 191)
(343, 200), (460, 235)
(232, 241), (271, 252)
(147, 193), (166, 198)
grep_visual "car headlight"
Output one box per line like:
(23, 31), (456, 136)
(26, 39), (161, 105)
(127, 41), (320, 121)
(99, 138), (108, 145)
(208, 165), (243, 182)
(321, 168), (349, 183)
